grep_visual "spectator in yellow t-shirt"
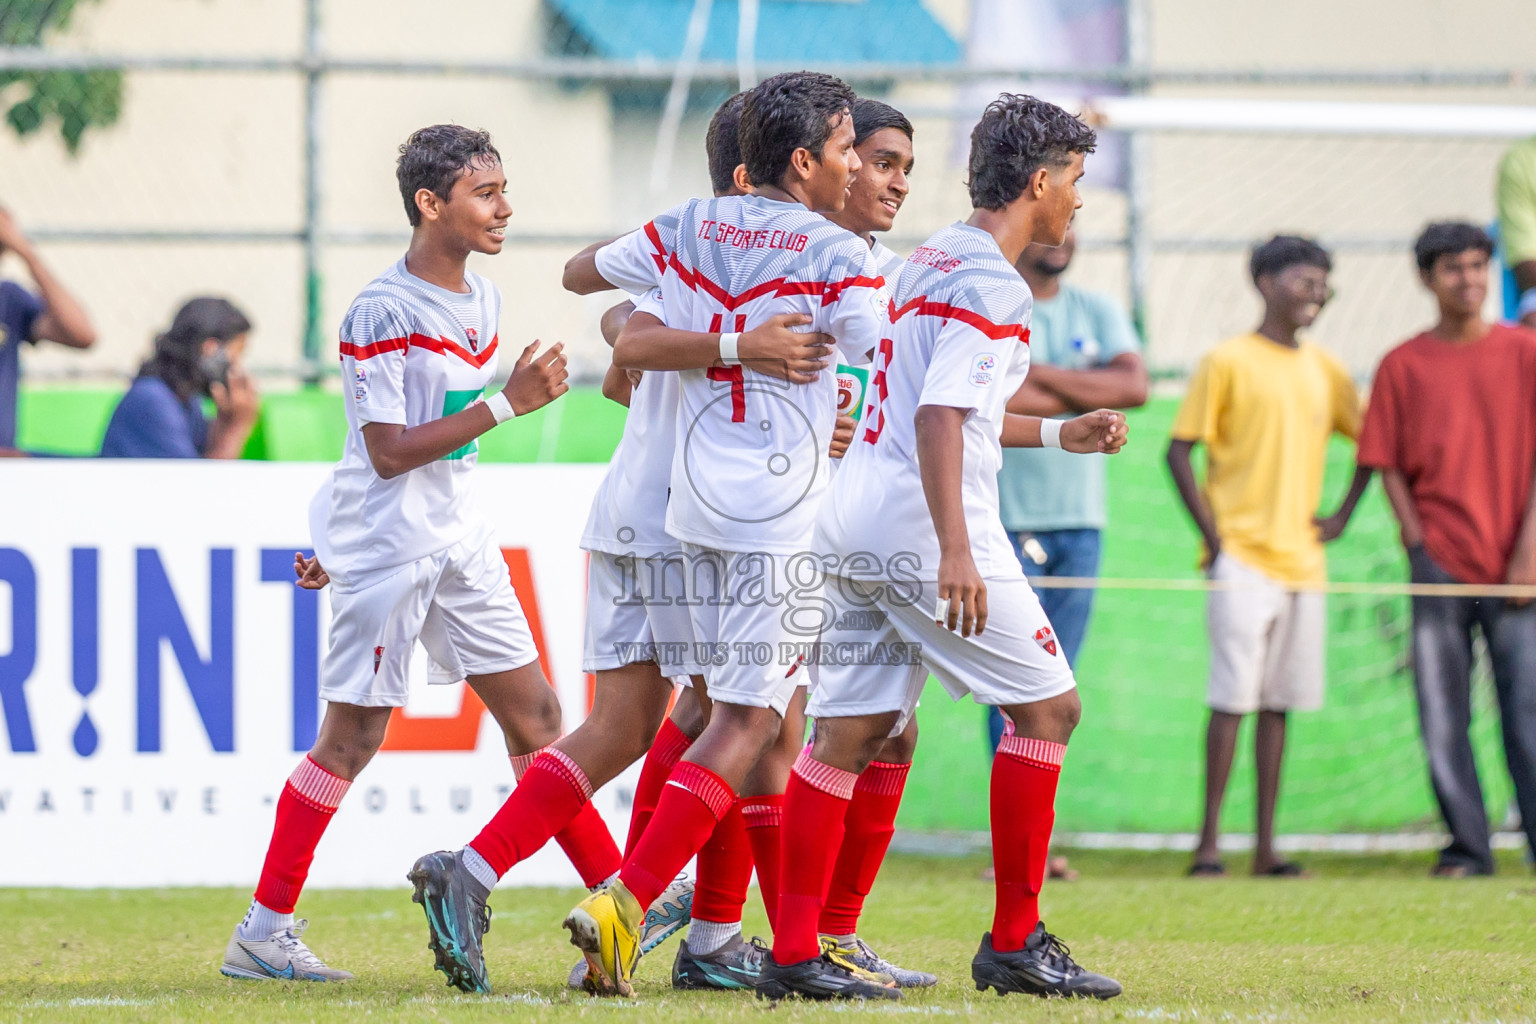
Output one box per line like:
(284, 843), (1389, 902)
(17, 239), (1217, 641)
(1497, 136), (1536, 329)
(1166, 235), (1369, 878)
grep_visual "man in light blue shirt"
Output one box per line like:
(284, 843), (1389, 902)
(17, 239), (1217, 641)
(991, 229), (1148, 749)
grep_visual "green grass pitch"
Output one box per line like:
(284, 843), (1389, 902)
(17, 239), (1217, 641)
(3, 850), (1534, 1023)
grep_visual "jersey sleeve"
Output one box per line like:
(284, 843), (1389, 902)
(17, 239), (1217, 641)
(632, 286), (664, 320)
(594, 202), (687, 295)
(1169, 351), (1226, 444)
(822, 244), (888, 365)
(1326, 351), (1362, 440)
(1088, 291), (1142, 361)
(916, 297), (1030, 415)
(1355, 352), (1402, 470)
(340, 299), (410, 428)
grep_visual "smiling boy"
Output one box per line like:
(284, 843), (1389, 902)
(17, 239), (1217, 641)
(1166, 235), (1367, 879)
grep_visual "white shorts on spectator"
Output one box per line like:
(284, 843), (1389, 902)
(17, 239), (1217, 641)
(1205, 553), (1325, 714)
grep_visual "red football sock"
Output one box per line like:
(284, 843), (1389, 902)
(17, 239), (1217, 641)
(771, 751), (857, 966)
(740, 793), (785, 928)
(693, 799), (753, 925)
(819, 759), (910, 936)
(254, 756), (351, 913)
(990, 734), (1065, 952)
(626, 718), (693, 857)
(468, 749), (599, 880)
(619, 760), (735, 909)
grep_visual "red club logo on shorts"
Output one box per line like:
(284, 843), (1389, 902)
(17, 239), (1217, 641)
(373, 645), (385, 674)
(1034, 627), (1057, 657)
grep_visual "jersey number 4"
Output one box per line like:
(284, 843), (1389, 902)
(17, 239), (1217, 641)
(861, 336), (894, 444)
(706, 312), (747, 422)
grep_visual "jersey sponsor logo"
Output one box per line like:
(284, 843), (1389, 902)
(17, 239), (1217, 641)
(971, 352), (998, 387)
(1033, 626), (1057, 657)
(465, 326), (479, 353)
(373, 645), (384, 674)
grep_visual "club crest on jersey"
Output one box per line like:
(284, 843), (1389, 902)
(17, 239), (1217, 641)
(1034, 627), (1057, 657)
(465, 327), (479, 352)
(971, 352), (997, 387)
(373, 645), (384, 674)
(353, 366), (368, 401)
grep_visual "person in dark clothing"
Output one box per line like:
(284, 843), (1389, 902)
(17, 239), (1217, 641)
(99, 297), (258, 459)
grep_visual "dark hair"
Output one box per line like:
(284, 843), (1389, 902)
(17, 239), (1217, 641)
(851, 97), (913, 148)
(966, 94), (1096, 211)
(140, 296), (252, 397)
(396, 125), (501, 227)
(1249, 235), (1332, 283)
(705, 91), (749, 196)
(1413, 221), (1494, 273)
(739, 71), (857, 189)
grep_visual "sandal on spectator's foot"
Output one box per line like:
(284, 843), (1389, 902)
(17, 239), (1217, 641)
(1255, 861), (1306, 878)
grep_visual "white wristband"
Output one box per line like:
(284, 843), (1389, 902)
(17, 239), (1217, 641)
(1040, 418), (1063, 449)
(718, 332), (742, 366)
(484, 392), (515, 424)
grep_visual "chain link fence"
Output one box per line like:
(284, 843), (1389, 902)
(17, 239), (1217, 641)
(3, 0), (1536, 390)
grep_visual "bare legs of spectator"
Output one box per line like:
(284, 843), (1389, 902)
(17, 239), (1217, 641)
(1193, 710), (1241, 871)
(1252, 710), (1288, 873)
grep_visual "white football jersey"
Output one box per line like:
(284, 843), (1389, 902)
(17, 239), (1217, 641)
(580, 211), (689, 557)
(312, 259), (502, 585)
(816, 222), (1033, 581)
(870, 239), (905, 287)
(655, 194), (886, 555)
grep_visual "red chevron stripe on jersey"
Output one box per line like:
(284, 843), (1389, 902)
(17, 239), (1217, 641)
(338, 333), (499, 367)
(642, 219), (669, 273)
(888, 296), (1031, 343)
(337, 335), (408, 361)
(666, 250), (884, 310)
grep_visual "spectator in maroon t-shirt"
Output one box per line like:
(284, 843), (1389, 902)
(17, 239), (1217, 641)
(1357, 221), (1536, 877)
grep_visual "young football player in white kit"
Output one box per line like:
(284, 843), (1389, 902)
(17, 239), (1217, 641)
(220, 126), (579, 984)
(563, 71), (893, 1000)
(768, 94), (1128, 1001)
(405, 94), (831, 995)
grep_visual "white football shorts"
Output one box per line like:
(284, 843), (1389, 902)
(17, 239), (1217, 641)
(582, 549), (706, 678)
(678, 542), (817, 715)
(806, 572), (1077, 735)
(320, 526), (539, 707)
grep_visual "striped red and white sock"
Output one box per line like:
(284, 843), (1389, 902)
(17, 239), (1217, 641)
(625, 718), (694, 857)
(819, 758), (910, 937)
(252, 756), (351, 917)
(468, 748), (611, 884)
(771, 750), (858, 966)
(990, 732), (1066, 952)
(510, 750), (622, 890)
(740, 793), (785, 928)
(619, 760), (734, 909)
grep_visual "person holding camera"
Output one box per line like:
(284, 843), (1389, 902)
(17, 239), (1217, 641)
(99, 296), (258, 459)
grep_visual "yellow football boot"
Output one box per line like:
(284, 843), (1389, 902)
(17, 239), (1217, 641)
(564, 879), (644, 996)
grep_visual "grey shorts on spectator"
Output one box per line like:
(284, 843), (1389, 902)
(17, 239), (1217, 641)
(1206, 553), (1324, 714)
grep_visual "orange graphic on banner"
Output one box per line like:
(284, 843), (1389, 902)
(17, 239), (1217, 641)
(380, 547), (554, 751)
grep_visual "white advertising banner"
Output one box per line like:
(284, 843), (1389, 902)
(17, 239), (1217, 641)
(0, 460), (627, 888)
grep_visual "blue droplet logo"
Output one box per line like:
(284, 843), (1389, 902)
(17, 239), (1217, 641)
(73, 712), (99, 757)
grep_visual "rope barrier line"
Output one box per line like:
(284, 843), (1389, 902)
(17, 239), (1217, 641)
(1022, 576), (1536, 598)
